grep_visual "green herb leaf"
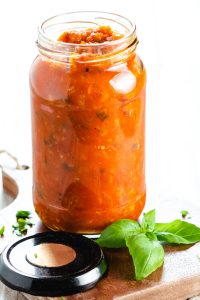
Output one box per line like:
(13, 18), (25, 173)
(0, 226), (5, 236)
(155, 220), (200, 244)
(141, 209), (156, 232)
(13, 211), (34, 236)
(17, 218), (27, 227)
(12, 224), (19, 230)
(181, 210), (189, 218)
(16, 211), (31, 219)
(126, 233), (164, 280)
(15, 230), (26, 237)
(97, 209), (200, 281)
(96, 219), (140, 248)
(146, 232), (158, 241)
(25, 220), (35, 226)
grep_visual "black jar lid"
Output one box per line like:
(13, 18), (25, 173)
(0, 231), (107, 297)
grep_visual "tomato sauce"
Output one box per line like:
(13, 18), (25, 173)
(30, 25), (146, 233)
(58, 26), (123, 44)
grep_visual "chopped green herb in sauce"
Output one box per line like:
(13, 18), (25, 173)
(43, 134), (56, 146)
(64, 97), (72, 105)
(96, 111), (108, 121)
(62, 163), (75, 172)
(36, 185), (44, 199)
(100, 168), (105, 174)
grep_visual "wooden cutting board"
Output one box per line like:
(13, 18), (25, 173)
(1, 169), (200, 300)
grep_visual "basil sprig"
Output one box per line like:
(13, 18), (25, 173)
(97, 209), (200, 280)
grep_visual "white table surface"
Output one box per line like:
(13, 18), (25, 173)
(0, 0), (200, 299)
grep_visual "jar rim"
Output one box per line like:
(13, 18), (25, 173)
(38, 11), (136, 48)
(37, 11), (138, 63)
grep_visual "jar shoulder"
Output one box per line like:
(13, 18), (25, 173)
(30, 54), (146, 101)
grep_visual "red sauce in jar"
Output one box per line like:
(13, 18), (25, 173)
(30, 24), (146, 233)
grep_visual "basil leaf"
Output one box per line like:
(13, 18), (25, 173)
(141, 209), (156, 232)
(155, 220), (200, 244)
(96, 219), (140, 248)
(126, 233), (164, 280)
(146, 232), (158, 241)
(17, 218), (27, 228)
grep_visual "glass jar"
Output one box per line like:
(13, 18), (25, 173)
(30, 11), (146, 234)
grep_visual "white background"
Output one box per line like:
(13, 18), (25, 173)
(0, 0), (200, 208)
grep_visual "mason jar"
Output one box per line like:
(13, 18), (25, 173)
(30, 11), (146, 234)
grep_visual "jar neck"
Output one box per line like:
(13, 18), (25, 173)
(37, 11), (138, 65)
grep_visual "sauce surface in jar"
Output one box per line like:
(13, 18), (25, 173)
(57, 26), (123, 43)
(30, 14), (146, 234)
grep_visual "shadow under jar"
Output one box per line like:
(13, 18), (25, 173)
(30, 11), (146, 234)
